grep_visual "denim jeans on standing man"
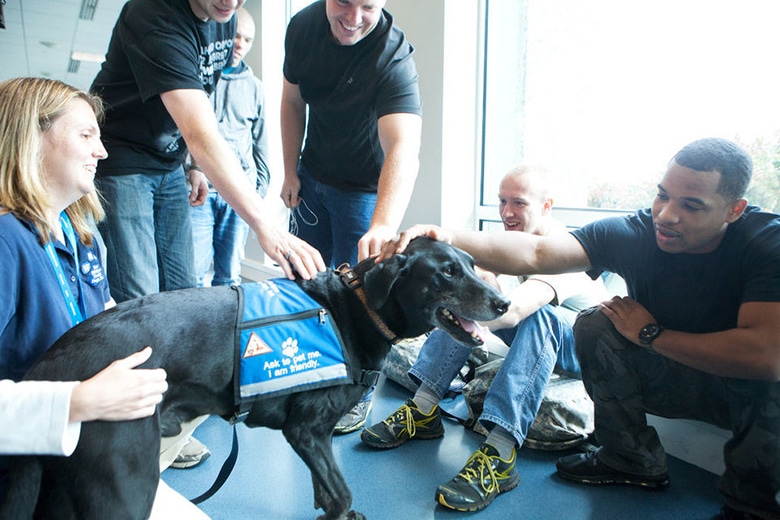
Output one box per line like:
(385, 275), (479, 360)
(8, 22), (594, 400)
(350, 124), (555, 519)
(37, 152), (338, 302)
(96, 167), (196, 303)
(289, 163), (377, 270)
(409, 304), (579, 446)
(191, 190), (250, 286)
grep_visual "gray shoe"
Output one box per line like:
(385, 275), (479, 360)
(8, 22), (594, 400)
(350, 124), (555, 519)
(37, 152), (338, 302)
(170, 437), (211, 469)
(334, 399), (373, 435)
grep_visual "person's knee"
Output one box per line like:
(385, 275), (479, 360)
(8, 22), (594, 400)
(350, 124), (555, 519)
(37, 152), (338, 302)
(573, 306), (613, 360)
(573, 305), (610, 337)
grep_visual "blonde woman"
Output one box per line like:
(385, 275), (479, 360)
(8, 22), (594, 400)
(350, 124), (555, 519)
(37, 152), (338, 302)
(0, 77), (113, 382)
(0, 77), (204, 518)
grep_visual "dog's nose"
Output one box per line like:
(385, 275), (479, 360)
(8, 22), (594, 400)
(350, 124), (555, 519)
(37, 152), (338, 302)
(495, 297), (510, 315)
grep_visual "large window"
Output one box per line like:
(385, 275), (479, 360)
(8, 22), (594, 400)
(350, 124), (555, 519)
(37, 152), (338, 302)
(480, 0), (780, 215)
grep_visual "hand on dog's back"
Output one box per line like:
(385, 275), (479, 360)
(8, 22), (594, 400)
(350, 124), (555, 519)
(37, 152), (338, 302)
(70, 346), (168, 422)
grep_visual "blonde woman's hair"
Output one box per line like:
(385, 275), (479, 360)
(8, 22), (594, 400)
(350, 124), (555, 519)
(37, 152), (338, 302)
(0, 77), (105, 246)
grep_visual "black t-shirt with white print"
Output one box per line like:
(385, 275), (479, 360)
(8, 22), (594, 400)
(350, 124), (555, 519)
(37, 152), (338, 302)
(91, 0), (236, 175)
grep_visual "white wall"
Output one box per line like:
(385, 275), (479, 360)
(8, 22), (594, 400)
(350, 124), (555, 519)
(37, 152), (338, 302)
(392, 0), (483, 231)
(240, 0), (294, 279)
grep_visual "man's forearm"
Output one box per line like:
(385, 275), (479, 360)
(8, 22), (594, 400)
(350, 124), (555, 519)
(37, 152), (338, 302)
(189, 131), (270, 232)
(280, 97), (306, 179)
(370, 112), (422, 230)
(370, 149), (419, 231)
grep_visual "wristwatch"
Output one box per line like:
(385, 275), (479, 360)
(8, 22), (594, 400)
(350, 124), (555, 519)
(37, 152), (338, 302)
(638, 323), (664, 346)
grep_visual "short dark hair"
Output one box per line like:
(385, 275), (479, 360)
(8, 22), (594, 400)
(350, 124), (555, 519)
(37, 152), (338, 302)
(671, 137), (752, 201)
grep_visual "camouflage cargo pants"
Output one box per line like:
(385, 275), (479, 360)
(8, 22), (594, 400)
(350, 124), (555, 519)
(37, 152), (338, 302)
(574, 307), (780, 518)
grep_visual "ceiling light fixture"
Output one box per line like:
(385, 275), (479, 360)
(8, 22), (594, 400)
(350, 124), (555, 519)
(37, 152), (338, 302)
(71, 51), (105, 63)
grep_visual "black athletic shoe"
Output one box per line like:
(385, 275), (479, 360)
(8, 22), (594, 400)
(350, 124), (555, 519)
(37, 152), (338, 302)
(360, 398), (444, 448)
(435, 443), (520, 512)
(556, 449), (669, 488)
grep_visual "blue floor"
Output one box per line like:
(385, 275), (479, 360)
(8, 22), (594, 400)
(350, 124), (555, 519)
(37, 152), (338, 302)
(162, 375), (724, 519)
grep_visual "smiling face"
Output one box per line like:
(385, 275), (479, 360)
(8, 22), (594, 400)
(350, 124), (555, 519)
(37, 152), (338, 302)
(40, 98), (107, 212)
(189, 0), (245, 23)
(325, 0), (387, 46)
(497, 171), (552, 236)
(652, 161), (746, 254)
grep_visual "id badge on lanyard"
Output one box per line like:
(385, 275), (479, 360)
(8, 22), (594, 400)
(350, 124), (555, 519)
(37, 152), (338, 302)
(41, 212), (85, 327)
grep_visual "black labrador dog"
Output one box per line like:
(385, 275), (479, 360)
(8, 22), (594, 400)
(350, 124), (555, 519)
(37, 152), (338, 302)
(2, 237), (509, 520)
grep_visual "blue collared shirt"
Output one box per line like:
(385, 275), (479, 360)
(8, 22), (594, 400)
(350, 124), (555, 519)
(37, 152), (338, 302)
(0, 214), (110, 381)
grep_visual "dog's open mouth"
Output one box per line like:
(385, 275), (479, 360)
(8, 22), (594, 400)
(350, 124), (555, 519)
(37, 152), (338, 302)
(436, 308), (486, 346)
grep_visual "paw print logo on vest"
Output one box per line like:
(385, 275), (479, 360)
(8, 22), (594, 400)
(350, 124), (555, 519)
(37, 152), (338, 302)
(282, 337), (299, 358)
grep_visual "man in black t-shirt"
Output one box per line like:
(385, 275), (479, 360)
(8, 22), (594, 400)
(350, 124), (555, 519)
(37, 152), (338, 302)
(91, 0), (324, 306)
(381, 138), (780, 519)
(281, 0), (423, 433)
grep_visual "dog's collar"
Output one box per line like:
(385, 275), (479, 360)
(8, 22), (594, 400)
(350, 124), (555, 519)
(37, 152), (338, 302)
(337, 262), (400, 345)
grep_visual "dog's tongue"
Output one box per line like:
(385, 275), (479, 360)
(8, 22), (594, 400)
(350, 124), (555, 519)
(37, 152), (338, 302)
(454, 313), (488, 342)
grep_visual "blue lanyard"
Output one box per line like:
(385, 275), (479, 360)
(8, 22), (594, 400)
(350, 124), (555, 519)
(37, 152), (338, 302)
(42, 212), (85, 327)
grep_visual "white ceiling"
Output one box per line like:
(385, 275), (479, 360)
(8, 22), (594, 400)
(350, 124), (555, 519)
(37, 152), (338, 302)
(0, 0), (127, 91)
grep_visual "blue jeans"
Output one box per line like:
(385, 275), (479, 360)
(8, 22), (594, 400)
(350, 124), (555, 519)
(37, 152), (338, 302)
(289, 164), (377, 269)
(191, 190), (249, 286)
(409, 304), (579, 446)
(96, 169), (196, 303)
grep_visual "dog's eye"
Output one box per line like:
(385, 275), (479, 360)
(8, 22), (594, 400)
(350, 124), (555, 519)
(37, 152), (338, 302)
(442, 265), (455, 277)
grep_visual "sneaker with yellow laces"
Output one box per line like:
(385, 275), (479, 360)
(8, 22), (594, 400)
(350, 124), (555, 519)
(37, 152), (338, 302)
(360, 398), (444, 448)
(435, 443), (520, 512)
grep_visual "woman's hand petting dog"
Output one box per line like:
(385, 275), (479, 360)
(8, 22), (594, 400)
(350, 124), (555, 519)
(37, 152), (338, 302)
(69, 346), (168, 423)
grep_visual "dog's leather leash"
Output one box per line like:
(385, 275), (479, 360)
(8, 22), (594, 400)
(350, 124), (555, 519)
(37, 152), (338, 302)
(337, 263), (400, 345)
(188, 425), (239, 505)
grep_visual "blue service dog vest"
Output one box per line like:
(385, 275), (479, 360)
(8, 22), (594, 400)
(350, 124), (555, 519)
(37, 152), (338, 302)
(233, 279), (353, 406)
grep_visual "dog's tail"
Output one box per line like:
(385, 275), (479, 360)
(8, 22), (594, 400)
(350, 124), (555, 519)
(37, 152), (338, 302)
(0, 457), (43, 519)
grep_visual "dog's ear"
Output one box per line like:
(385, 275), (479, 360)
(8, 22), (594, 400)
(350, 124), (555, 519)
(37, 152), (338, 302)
(363, 253), (409, 309)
